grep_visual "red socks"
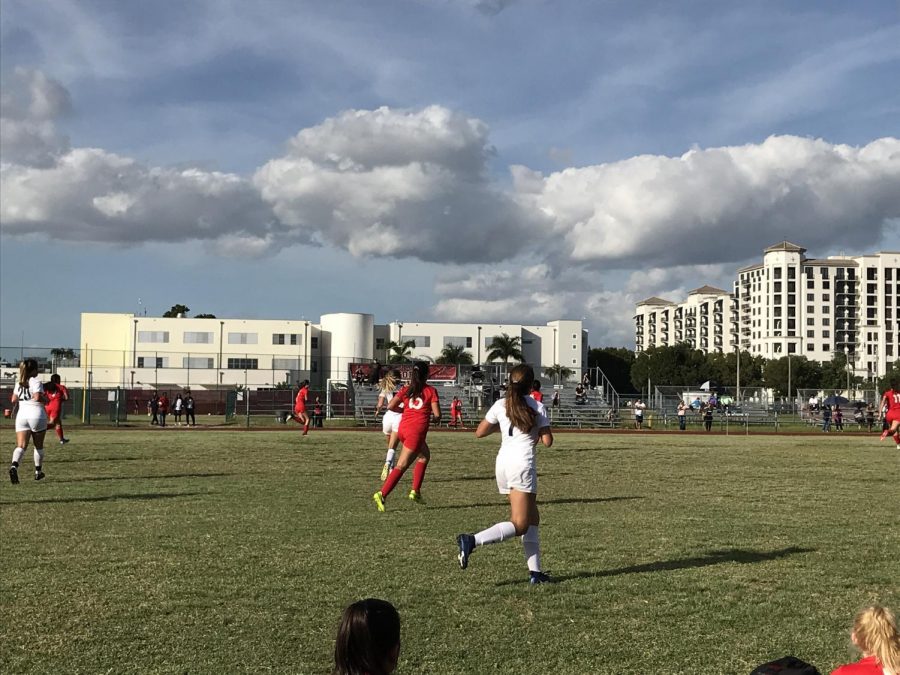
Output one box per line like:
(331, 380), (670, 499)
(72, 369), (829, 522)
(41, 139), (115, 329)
(302, 421), (309, 435)
(412, 461), (427, 492)
(55, 424), (64, 441)
(381, 468), (403, 497)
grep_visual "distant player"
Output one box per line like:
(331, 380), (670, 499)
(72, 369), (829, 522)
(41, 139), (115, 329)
(9, 359), (49, 484)
(288, 380), (311, 436)
(456, 365), (554, 584)
(44, 373), (70, 445)
(878, 378), (900, 450)
(449, 396), (464, 428)
(375, 370), (402, 480)
(373, 361), (440, 511)
(530, 379), (543, 404)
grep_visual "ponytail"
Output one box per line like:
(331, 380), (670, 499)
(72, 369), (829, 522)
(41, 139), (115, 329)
(853, 605), (900, 674)
(380, 370), (400, 395)
(407, 361), (430, 399)
(505, 365), (537, 433)
(18, 359), (38, 387)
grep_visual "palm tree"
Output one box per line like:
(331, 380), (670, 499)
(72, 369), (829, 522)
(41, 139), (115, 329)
(544, 363), (575, 384)
(387, 340), (415, 364)
(485, 333), (523, 364)
(436, 344), (474, 365)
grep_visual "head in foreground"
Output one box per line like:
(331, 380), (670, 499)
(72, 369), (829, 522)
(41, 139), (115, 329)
(334, 598), (400, 675)
(18, 359), (39, 385)
(850, 604), (900, 674)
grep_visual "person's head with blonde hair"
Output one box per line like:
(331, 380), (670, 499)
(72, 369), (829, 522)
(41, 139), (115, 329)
(850, 605), (900, 674)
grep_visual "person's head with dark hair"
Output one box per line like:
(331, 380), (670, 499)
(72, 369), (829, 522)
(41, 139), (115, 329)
(301, 380), (309, 388)
(50, 373), (62, 385)
(532, 380), (541, 392)
(333, 598), (400, 675)
(890, 378), (899, 391)
(407, 361), (430, 399)
(506, 364), (537, 433)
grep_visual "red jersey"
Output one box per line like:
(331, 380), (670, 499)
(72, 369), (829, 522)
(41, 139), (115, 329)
(882, 388), (900, 412)
(396, 384), (439, 434)
(45, 386), (67, 414)
(158, 396), (169, 413)
(451, 400), (462, 414)
(531, 391), (544, 403)
(831, 655), (886, 675)
(295, 386), (309, 412)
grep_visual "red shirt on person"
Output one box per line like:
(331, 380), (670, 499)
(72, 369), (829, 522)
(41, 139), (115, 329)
(882, 388), (900, 412)
(295, 386), (309, 413)
(531, 391), (544, 403)
(45, 384), (68, 417)
(831, 655), (888, 675)
(396, 384), (439, 436)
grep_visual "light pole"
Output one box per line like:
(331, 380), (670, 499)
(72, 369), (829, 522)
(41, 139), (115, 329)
(844, 347), (850, 396)
(787, 350), (792, 413)
(477, 326), (482, 365)
(397, 322), (404, 362)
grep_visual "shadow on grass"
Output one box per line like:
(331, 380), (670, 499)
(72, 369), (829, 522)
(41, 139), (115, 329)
(431, 471), (575, 484)
(6, 491), (207, 505)
(52, 472), (236, 483)
(53, 456), (148, 464)
(432, 496), (642, 510)
(496, 546), (816, 586)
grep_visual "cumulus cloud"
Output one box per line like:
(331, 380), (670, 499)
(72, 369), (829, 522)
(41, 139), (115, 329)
(0, 69), (280, 249)
(516, 135), (900, 269)
(254, 105), (534, 263)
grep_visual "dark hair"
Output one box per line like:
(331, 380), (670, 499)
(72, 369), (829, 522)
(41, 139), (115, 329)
(506, 365), (537, 433)
(50, 373), (62, 385)
(890, 379), (899, 391)
(333, 598), (400, 675)
(532, 380), (541, 391)
(300, 380), (309, 387)
(406, 361), (430, 399)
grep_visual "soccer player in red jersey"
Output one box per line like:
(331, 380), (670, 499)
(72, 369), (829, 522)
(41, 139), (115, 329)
(878, 378), (900, 449)
(449, 396), (463, 428)
(288, 380), (311, 435)
(373, 361), (440, 510)
(44, 374), (70, 445)
(530, 379), (543, 404)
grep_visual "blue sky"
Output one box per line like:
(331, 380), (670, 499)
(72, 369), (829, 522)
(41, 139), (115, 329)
(1, 0), (898, 354)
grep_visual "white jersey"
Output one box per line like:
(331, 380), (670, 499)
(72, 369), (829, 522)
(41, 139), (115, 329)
(485, 396), (550, 460)
(15, 377), (45, 409)
(379, 388), (402, 435)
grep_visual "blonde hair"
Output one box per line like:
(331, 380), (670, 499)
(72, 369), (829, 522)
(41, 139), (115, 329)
(380, 370), (400, 395)
(18, 359), (38, 387)
(853, 605), (900, 674)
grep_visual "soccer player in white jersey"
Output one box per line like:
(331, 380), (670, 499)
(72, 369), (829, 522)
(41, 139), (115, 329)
(375, 370), (403, 480)
(456, 364), (554, 584)
(8, 359), (49, 484)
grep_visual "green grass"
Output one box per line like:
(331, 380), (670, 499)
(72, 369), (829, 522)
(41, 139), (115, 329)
(1, 428), (897, 674)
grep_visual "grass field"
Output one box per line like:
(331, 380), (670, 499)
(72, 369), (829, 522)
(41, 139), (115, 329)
(1, 427), (897, 674)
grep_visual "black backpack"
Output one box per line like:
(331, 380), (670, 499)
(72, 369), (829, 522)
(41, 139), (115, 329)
(750, 655), (821, 675)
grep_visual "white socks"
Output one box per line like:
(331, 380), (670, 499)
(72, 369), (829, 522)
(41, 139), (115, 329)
(12, 447), (24, 464)
(385, 448), (396, 465)
(522, 525), (541, 572)
(474, 521), (517, 546)
(34, 447), (44, 467)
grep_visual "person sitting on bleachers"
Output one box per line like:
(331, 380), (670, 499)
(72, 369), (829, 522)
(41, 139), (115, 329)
(574, 383), (587, 405)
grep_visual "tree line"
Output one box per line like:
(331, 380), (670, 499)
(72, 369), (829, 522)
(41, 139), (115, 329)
(589, 344), (900, 397)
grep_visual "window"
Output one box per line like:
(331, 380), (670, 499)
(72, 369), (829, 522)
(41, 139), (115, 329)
(138, 331), (169, 343)
(807, 330), (815, 338)
(227, 358), (258, 369)
(137, 356), (167, 368)
(228, 332), (257, 345)
(822, 306), (830, 314)
(443, 336), (472, 348)
(774, 282), (782, 292)
(807, 280), (814, 289)
(821, 268), (829, 278)
(774, 295), (782, 304)
(273, 358), (300, 370)
(184, 332), (213, 344)
(822, 343), (830, 351)
(273, 334), (285, 345)
(311, 337), (319, 349)
(807, 344), (814, 352)
(822, 281), (830, 290)
(823, 318), (830, 326)
(375, 338), (385, 350)
(887, 268), (893, 281)
(867, 268), (877, 280)
(788, 343), (796, 353)
(807, 305), (815, 314)
(183, 357), (214, 368)
(823, 330), (830, 338)
(404, 336), (431, 348)
(272, 333), (300, 345)
(807, 318), (815, 326)
(774, 268), (782, 279)
(806, 293), (814, 301)
(822, 294), (830, 302)
(804, 267), (813, 275)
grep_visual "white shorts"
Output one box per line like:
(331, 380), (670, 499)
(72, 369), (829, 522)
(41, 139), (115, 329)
(16, 407), (48, 433)
(495, 450), (537, 495)
(382, 410), (401, 435)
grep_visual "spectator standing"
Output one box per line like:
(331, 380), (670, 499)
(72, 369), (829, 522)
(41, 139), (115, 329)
(313, 397), (324, 428)
(633, 400), (646, 429)
(866, 404), (875, 432)
(677, 400), (687, 431)
(148, 393), (160, 426)
(551, 390), (560, 409)
(184, 393), (196, 427)
(822, 405), (832, 433)
(833, 405), (844, 431)
(158, 393), (170, 427)
(703, 404), (714, 432)
(172, 394), (184, 426)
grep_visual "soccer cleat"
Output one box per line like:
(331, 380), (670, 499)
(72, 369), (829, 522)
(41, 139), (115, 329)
(457, 533), (476, 570)
(880, 430), (889, 441)
(408, 489), (422, 503)
(9, 466), (19, 485)
(373, 491), (385, 512)
(380, 463), (390, 481)
(60, 438), (70, 445)
(35, 470), (45, 481)
(529, 571), (553, 585)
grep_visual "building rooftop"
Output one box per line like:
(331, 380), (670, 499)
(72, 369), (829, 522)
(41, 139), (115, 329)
(688, 285), (731, 296)
(637, 296), (676, 306)
(764, 240), (807, 254)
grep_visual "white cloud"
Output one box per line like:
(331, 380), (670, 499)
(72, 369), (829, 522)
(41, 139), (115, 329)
(0, 68), (71, 167)
(516, 135), (900, 269)
(254, 105), (534, 263)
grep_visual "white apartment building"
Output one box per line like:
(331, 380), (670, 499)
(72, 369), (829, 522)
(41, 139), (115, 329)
(634, 286), (733, 354)
(634, 241), (900, 378)
(61, 313), (586, 389)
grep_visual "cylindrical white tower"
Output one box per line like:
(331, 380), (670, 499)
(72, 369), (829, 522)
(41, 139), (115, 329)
(319, 313), (375, 383)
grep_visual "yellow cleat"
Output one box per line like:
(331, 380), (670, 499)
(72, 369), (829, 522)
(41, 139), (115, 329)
(408, 489), (422, 503)
(380, 463), (390, 481)
(373, 491), (385, 512)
